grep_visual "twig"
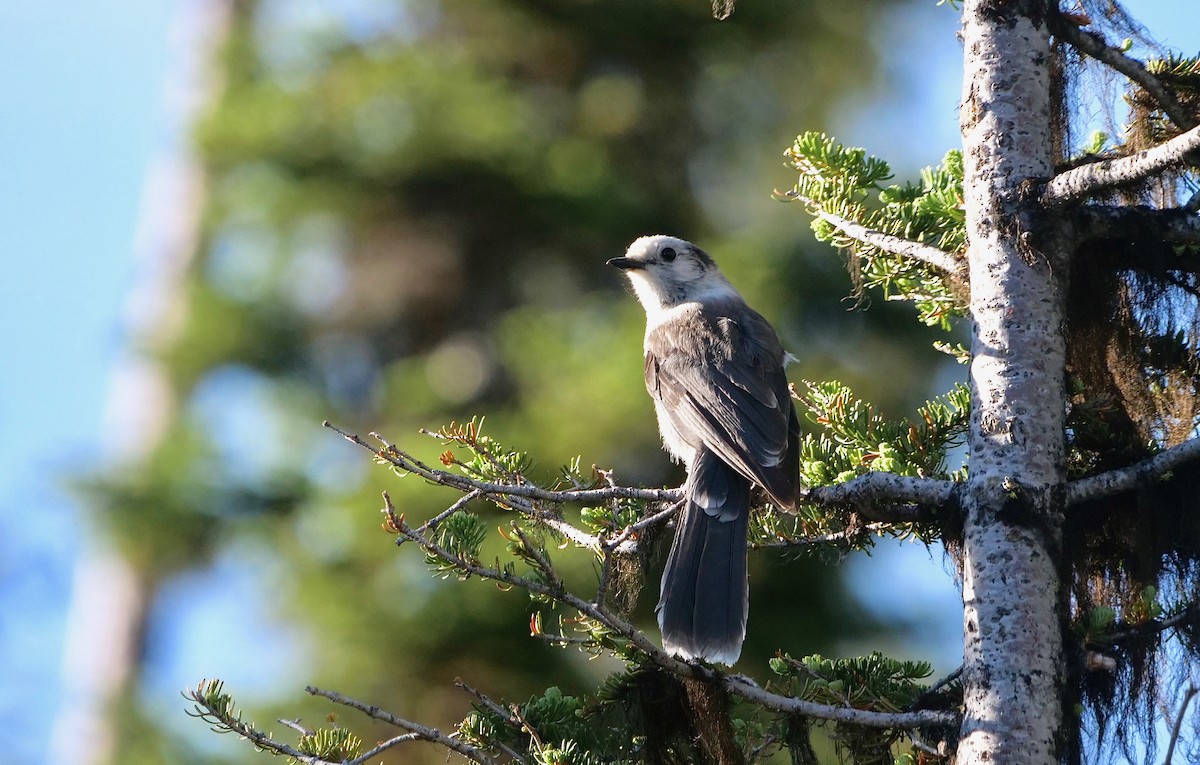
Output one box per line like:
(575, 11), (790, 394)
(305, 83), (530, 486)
(454, 681), (531, 765)
(277, 717), (313, 736)
(911, 666), (962, 711)
(603, 500), (683, 553)
(1049, 16), (1195, 131)
(1043, 124), (1200, 206)
(1103, 600), (1200, 645)
(1164, 684), (1198, 765)
(1066, 435), (1200, 505)
(186, 687), (332, 765)
(806, 205), (967, 280)
(354, 734), (423, 762)
(416, 489), (484, 535)
(306, 685), (501, 765)
(325, 421), (682, 504)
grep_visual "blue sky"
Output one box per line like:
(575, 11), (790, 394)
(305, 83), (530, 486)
(0, 1), (180, 760)
(0, 1), (1195, 763)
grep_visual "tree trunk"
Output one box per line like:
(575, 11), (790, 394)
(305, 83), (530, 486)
(958, 2), (1066, 763)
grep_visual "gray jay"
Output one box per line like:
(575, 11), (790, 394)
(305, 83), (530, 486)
(609, 235), (800, 665)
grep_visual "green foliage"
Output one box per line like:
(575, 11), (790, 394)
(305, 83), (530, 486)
(579, 500), (645, 538)
(796, 380), (969, 486)
(185, 679), (259, 738)
(295, 727), (362, 763)
(433, 417), (535, 484)
(781, 132), (967, 328)
(460, 686), (629, 765)
(185, 679), (363, 763)
(769, 652), (933, 712)
(427, 511), (488, 576)
(769, 654), (937, 765)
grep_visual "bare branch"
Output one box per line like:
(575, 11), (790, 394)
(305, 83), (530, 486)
(1050, 17), (1195, 131)
(1043, 124), (1200, 205)
(417, 489), (485, 534)
(1164, 685), (1199, 765)
(1103, 600), (1200, 645)
(1076, 204), (1200, 246)
(1066, 436), (1200, 505)
(809, 206), (967, 280)
(306, 685), (501, 765)
(800, 472), (957, 522)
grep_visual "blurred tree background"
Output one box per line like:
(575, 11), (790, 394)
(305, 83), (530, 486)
(71, 0), (960, 762)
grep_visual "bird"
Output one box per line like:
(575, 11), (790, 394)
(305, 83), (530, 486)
(608, 234), (800, 665)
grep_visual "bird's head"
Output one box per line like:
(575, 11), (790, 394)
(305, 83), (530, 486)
(607, 235), (734, 311)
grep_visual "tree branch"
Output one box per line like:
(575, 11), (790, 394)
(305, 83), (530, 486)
(1164, 684), (1198, 765)
(809, 207), (967, 280)
(383, 492), (960, 729)
(1043, 124), (1200, 205)
(1076, 204), (1200, 246)
(724, 674), (958, 728)
(800, 472), (957, 522)
(1066, 436), (1200, 505)
(325, 421), (681, 504)
(1049, 17), (1195, 131)
(1102, 600), (1200, 645)
(306, 685), (500, 765)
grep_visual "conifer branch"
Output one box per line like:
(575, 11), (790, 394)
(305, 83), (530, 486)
(305, 686), (501, 765)
(1050, 17), (1196, 130)
(1043, 124), (1200, 205)
(809, 207), (967, 280)
(384, 491), (960, 729)
(1066, 435), (1200, 505)
(325, 421), (681, 504)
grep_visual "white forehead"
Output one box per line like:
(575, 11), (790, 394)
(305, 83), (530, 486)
(626, 234), (690, 259)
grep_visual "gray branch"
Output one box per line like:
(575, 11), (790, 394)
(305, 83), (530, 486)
(1050, 17), (1195, 130)
(1067, 436), (1200, 505)
(306, 685), (500, 765)
(1043, 124), (1200, 205)
(325, 421), (681, 504)
(800, 472), (957, 522)
(810, 207), (967, 280)
(725, 674), (958, 728)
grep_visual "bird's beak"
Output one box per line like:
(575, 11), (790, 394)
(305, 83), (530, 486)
(607, 257), (645, 270)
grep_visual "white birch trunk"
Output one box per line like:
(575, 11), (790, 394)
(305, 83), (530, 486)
(958, 2), (1066, 762)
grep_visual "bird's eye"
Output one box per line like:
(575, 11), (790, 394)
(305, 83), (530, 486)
(661, 247), (677, 262)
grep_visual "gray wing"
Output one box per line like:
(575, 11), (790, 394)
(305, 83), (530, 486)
(645, 303), (799, 508)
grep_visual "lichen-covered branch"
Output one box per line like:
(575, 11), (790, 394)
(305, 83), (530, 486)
(1066, 436), (1200, 505)
(800, 472), (957, 522)
(1043, 124), (1200, 205)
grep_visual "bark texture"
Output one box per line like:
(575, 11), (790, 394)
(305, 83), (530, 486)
(958, 2), (1066, 763)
